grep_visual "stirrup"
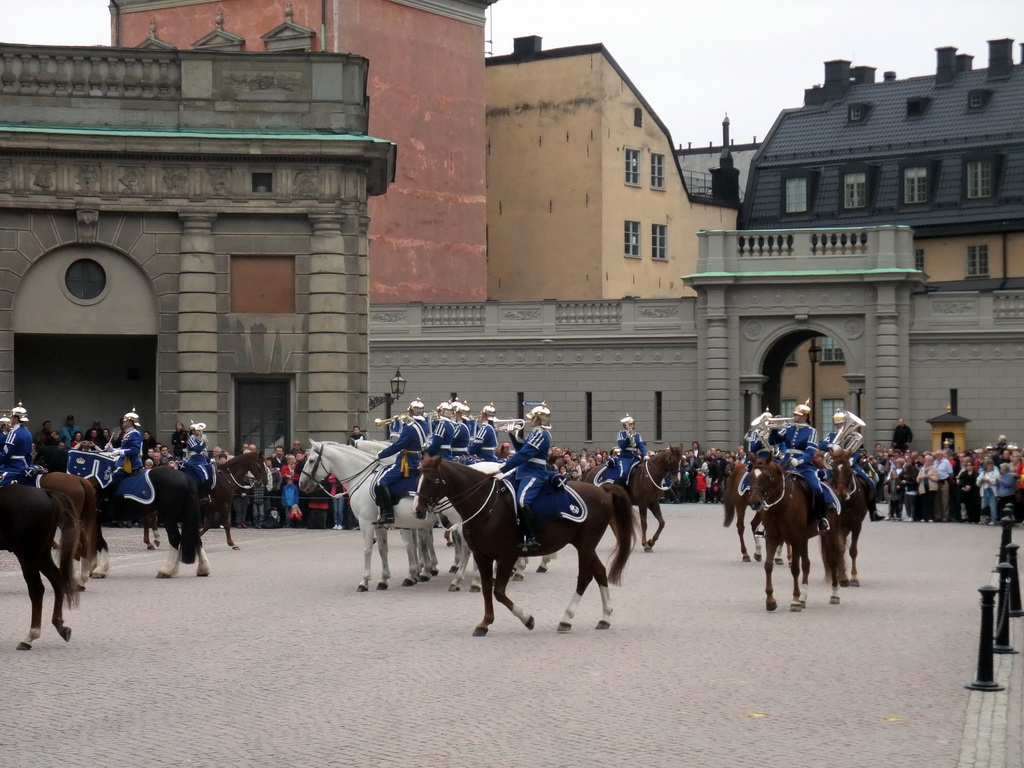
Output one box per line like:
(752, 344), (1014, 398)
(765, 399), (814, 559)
(818, 518), (830, 533)
(520, 537), (540, 552)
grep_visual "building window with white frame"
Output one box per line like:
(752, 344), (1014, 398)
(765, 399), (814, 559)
(843, 171), (867, 209)
(914, 248), (925, 271)
(966, 160), (992, 199)
(650, 153), (665, 189)
(820, 336), (845, 363)
(651, 224), (667, 260)
(625, 149), (640, 185)
(785, 177), (808, 213)
(780, 398), (796, 414)
(966, 244), (989, 277)
(821, 398), (846, 422)
(904, 167), (928, 204)
(624, 220), (640, 257)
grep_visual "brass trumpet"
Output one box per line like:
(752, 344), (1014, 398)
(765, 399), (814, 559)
(492, 418), (526, 432)
(374, 415), (408, 427)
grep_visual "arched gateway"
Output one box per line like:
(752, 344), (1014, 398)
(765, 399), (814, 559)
(685, 225), (923, 447)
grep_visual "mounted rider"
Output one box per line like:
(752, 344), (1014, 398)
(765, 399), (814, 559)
(108, 407), (144, 487)
(181, 420), (215, 498)
(449, 399), (473, 464)
(0, 403), (34, 487)
(819, 409), (876, 517)
(738, 410), (779, 495)
(498, 402), (552, 552)
(373, 397), (430, 526)
(605, 414), (648, 488)
(469, 403), (499, 462)
(768, 401), (831, 534)
(424, 400), (456, 460)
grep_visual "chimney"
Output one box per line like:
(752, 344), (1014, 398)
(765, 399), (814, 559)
(823, 59), (852, 99)
(850, 65), (876, 85)
(512, 35), (543, 56)
(883, 71), (897, 82)
(935, 46), (957, 85)
(987, 38), (1013, 79)
(955, 54), (974, 73)
(710, 114), (740, 206)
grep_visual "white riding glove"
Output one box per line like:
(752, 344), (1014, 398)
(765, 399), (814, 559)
(789, 457), (800, 468)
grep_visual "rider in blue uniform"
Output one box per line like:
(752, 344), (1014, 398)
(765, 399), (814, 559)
(424, 401), (455, 460)
(181, 420), (215, 498)
(374, 398), (429, 526)
(738, 410), (778, 495)
(449, 400), (473, 464)
(469, 403), (499, 462)
(0, 403), (34, 487)
(768, 401), (831, 533)
(819, 410), (877, 517)
(108, 408), (144, 488)
(498, 403), (552, 552)
(607, 414), (648, 488)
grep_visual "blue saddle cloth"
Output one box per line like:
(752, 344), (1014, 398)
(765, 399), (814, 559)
(503, 474), (588, 523)
(67, 449), (155, 503)
(371, 466), (418, 503)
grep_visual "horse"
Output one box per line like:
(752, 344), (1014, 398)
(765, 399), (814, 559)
(416, 454), (637, 636)
(38, 472), (98, 589)
(584, 445), (683, 552)
(723, 459), (788, 565)
(744, 460), (844, 612)
(826, 447), (870, 587)
(199, 451), (269, 549)
(86, 467), (209, 579)
(0, 484), (80, 649)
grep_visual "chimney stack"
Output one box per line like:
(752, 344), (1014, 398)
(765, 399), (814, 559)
(987, 38), (1014, 79)
(850, 65), (876, 85)
(935, 46), (957, 85)
(512, 35), (543, 56)
(883, 71), (897, 82)
(823, 59), (852, 99)
(955, 54), (974, 73)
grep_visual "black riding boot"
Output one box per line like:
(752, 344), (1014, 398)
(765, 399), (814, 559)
(518, 504), (541, 551)
(814, 494), (830, 534)
(375, 485), (395, 526)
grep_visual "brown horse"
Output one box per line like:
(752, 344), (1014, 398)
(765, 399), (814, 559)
(723, 460), (760, 562)
(199, 451), (269, 550)
(745, 461), (844, 612)
(416, 454), (637, 636)
(0, 484), (80, 649)
(826, 447), (869, 587)
(39, 472), (98, 589)
(583, 445), (683, 552)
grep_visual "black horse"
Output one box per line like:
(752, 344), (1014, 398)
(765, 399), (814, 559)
(0, 484), (80, 649)
(90, 467), (209, 579)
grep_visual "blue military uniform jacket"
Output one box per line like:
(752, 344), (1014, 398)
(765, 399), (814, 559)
(377, 417), (429, 484)
(183, 433), (215, 485)
(614, 429), (647, 478)
(501, 426), (552, 506)
(423, 418), (455, 460)
(0, 424), (33, 485)
(450, 421), (471, 462)
(469, 421), (499, 461)
(769, 422), (824, 496)
(117, 427), (144, 472)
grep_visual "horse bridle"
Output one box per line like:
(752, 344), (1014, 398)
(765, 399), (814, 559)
(419, 465), (500, 529)
(752, 467), (787, 510)
(300, 443), (380, 497)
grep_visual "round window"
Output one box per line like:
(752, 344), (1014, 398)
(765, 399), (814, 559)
(65, 259), (106, 301)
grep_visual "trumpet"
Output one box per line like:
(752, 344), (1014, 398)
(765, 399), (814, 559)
(374, 415), (409, 427)
(492, 418), (526, 432)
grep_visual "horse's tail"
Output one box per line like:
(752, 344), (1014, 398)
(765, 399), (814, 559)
(819, 520), (844, 584)
(49, 490), (81, 609)
(179, 477), (200, 565)
(723, 467), (738, 527)
(78, 477), (98, 573)
(602, 484), (636, 585)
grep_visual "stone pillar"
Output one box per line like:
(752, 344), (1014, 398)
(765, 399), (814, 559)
(873, 309), (900, 436)
(177, 212), (219, 441)
(706, 314), (731, 447)
(307, 213), (363, 435)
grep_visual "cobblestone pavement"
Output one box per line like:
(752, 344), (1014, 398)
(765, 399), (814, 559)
(1, 506), (1020, 768)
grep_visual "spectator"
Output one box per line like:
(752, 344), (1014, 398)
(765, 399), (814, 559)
(69, 430), (84, 449)
(281, 476), (300, 527)
(891, 418), (913, 452)
(917, 454), (940, 522)
(59, 415), (77, 448)
(978, 459), (1000, 524)
(903, 459), (919, 521)
(34, 419), (53, 447)
(251, 460), (273, 529)
(347, 426), (365, 447)
(958, 454), (981, 524)
(997, 462), (1019, 521)
(170, 421), (188, 460)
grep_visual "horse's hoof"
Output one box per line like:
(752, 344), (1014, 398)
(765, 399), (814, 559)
(60, 627), (72, 642)
(754, 554), (762, 562)
(789, 603), (802, 612)
(525, 616), (535, 630)
(800, 600), (807, 608)
(376, 582), (388, 591)
(596, 620), (610, 630)
(742, 555), (751, 563)
(430, 568), (439, 576)
(16, 642), (32, 650)
(557, 622), (572, 633)
(774, 558), (784, 565)
(197, 571), (210, 577)
(512, 573), (524, 582)
(840, 580), (850, 588)
(643, 546), (653, 553)
(448, 565), (458, 574)
(537, 566), (547, 574)
(849, 580), (860, 587)
(77, 584), (87, 592)
(156, 572), (171, 579)
(766, 603), (777, 612)
(232, 545), (240, 551)
(401, 578), (416, 587)
(469, 585), (481, 593)
(147, 544), (155, 551)
(357, 584), (369, 592)
(448, 584), (460, 592)
(472, 626), (488, 637)
(91, 573), (106, 579)
(830, 596), (841, 605)
(418, 574), (430, 582)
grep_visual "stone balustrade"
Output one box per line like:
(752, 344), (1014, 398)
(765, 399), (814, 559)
(0, 46), (181, 99)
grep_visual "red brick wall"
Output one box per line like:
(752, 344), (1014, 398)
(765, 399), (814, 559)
(117, 0), (488, 303)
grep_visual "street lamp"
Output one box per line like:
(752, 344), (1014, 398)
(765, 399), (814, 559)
(369, 368), (407, 420)
(807, 340), (821, 432)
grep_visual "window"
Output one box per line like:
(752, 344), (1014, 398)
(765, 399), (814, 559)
(623, 220), (640, 257)
(906, 97), (930, 117)
(780, 399), (796, 415)
(235, 379), (290, 453)
(904, 167), (928, 204)
(655, 391), (663, 442)
(820, 336), (846, 363)
(843, 172), (867, 209)
(785, 177), (808, 213)
(966, 244), (989, 277)
(230, 255), (296, 313)
(251, 172), (273, 193)
(650, 153), (665, 189)
(914, 248), (925, 271)
(624, 149), (640, 185)
(968, 92), (984, 108)
(633, 108), (643, 127)
(585, 392), (593, 442)
(967, 160), (992, 199)
(821, 398), (846, 422)
(849, 105), (862, 121)
(65, 259), (106, 301)
(784, 351), (798, 367)
(651, 224), (667, 260)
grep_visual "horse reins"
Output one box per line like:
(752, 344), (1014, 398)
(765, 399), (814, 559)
(756, 469), (788, 510)
(422, 467), (500, 530)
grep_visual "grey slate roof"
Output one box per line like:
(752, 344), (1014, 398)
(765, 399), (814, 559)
(742, 63), (1024, 234)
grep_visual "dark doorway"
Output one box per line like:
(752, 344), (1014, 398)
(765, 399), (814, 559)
(235, 379), (290, 454)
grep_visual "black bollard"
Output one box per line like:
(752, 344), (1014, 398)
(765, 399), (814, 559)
(1007, 543), (1023, 619)
(999, 516), (1015, 564)
(993, 563), (1018, 655)
(967, 585), (1005, 690)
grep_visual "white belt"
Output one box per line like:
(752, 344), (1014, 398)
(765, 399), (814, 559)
(9, 455), (25, 460)
(528, 458), (547, 466)
(785, 449), (804, 454)
(452, 448), (468, 454)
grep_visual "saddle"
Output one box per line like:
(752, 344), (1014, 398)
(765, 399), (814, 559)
(502, 474), (588, 523)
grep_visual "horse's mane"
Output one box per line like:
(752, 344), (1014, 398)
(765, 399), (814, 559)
(314, 440), (377, 468)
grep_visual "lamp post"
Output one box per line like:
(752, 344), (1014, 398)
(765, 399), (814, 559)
(807, 340), (821, 432)
(369, 368), (407, 423)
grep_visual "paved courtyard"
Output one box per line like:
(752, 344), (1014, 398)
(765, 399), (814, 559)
(1, 505), (1021, 768)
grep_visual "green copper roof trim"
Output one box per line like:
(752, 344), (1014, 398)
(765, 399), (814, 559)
(682, 268), (922, 279)
(0, 124), (394, 145)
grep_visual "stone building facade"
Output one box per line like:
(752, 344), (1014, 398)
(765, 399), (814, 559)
(0, 44), (394, 450)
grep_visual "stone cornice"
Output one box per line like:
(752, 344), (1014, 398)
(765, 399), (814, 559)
(387, 0), (496, 26)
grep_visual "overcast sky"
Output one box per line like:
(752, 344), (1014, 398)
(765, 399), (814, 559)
(0, 0), (1019, 146)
